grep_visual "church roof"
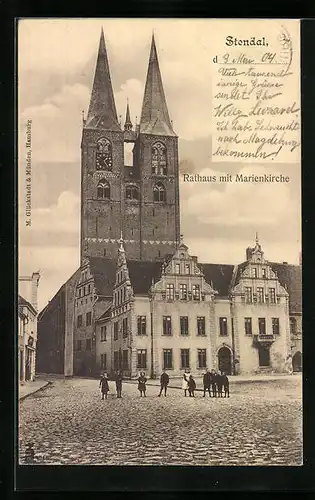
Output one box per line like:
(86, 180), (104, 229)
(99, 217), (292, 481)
(139, 35), (176, 136)
(85, 29), (121, 131)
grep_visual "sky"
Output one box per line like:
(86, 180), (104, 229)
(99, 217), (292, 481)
(18, 19), (301, 311)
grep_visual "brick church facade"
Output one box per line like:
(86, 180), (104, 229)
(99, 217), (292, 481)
(36, 31), (302, 378)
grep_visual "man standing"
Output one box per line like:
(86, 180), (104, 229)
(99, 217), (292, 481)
(158, 370), (169, 397)
(211, 369), (217, 398)
(203, 368), (211, 397)
(115, 370), (123, 398)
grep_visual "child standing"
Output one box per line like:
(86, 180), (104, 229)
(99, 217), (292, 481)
(188, 375), (196, 397)
(138, 372), (147, 397)
(99, 373), (109, 400)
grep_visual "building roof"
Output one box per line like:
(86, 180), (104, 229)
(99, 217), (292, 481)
(139, 35), (176, 136)
(85, 29), (120, 131)
(270, 262), (302, 314)
(97, 305), (112, 321)
(18, 294), (37, 316)
(89, 257), (117, 297)
(127, 260), (163, 294)
(199, 263), (235, 297)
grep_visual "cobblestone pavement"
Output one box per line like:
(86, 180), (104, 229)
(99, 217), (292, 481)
(19, 376), (302, 466)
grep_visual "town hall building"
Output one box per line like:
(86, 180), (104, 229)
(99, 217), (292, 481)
(36, 30), (302, 379)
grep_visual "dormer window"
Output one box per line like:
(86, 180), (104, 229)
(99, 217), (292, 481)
(185, 264), (190, 274)
(175, 263), (180, 274)
(262, 268), (266, 278)
(252, 268), (257, 278)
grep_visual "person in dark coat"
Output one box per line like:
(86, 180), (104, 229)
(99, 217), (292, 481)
(158, 370), (169, 397)
(222, 372), (230, 397)
(217, 371), (223, 398)
(203, 368), (211, 397)
(99, 373), (109, 400)
(138, 372), (147, 397)
(211, 369), (217, 397)
(188, 375), (196, 397)
(115, 370), (123, 398)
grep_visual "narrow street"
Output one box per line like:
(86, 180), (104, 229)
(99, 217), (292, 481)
(19, 376), (302, 466)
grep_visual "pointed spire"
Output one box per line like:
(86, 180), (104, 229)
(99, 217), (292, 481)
(255, 232), (259, 246)
(119, 230), (124, 252)
(140, 34), (175, 136)
(86, 29), (120, 131)
(124, 99), (133, 131)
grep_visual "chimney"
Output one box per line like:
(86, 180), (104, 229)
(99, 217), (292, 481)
(31, 272), (40, 311)
(282, 262), (288, 265)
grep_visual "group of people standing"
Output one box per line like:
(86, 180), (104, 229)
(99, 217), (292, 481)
(99, 368), (229, 399)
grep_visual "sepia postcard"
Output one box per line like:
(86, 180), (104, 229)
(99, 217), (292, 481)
(18, 18), (302, 467)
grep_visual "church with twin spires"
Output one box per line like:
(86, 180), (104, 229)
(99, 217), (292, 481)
(81, 29), (180, 263)
(36, 31), (302, 379)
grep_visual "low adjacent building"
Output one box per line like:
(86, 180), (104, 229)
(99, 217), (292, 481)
(18, 295), (38, 382)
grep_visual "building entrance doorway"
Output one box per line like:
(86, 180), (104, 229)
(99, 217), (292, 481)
(292, 351), (302, 372)
(258, 345), (270, 367)
(218, 346), (232, 375)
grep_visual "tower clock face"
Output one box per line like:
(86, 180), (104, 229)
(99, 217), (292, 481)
(96, 137), (113, 171)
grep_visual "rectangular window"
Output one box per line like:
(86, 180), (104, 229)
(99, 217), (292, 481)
(88, 284), (91, 294)
(180, 316), (189, 336)
(137, 349), (147, 369)
(245, 287), (252, 303)
(175, 263), (180, 274)
(77, 315), (82, 327)
(179, 283), (188, 300)
(86, 338), (92, 350)
(219, 317), (228, 336)
(122, 350), (129, 369)
(163, 316), (172, 335)
(257, 287), (264, 303)
(244, 317), (252, 336)
(197, 316), (206, 336)
(258, 318), (266, 336)
(269, 288), (276, 303)
(122, 317), (128, 338)
(166, 283), (175, 300)
(137, 316), (147, 335)
(185, 263), (190, 274)
(181, 349), (190, 369)
(100, 326), (107, 342)
(86, 312), (92, 326)
(163, 349), (173, 369)
(114, 321), (118, 341)
(192, 284), (200, 300)
(114, 351), (119, 371)
(198, 349), (207, 369)
(100, 353), (107, 370)
(77, 340), (82, 351)
(252, 268), (257, 278)
(272, 317), (280, 335)
(262, 268), (266, 278)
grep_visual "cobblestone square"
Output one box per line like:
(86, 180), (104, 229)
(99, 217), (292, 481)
(19, 376), (302, 466)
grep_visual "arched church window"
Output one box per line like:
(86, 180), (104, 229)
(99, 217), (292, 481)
(153, 182), (166, 202)
(96, 137), (112, 171)
(97, 179), (110, 199)
(125, 184), (140, 201)
(152, 142), (167, 175)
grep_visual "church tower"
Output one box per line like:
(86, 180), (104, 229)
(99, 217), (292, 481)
(81, 31), (180, 263)
(132, 34), (180, 260)
(81, 29), (124, 262)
